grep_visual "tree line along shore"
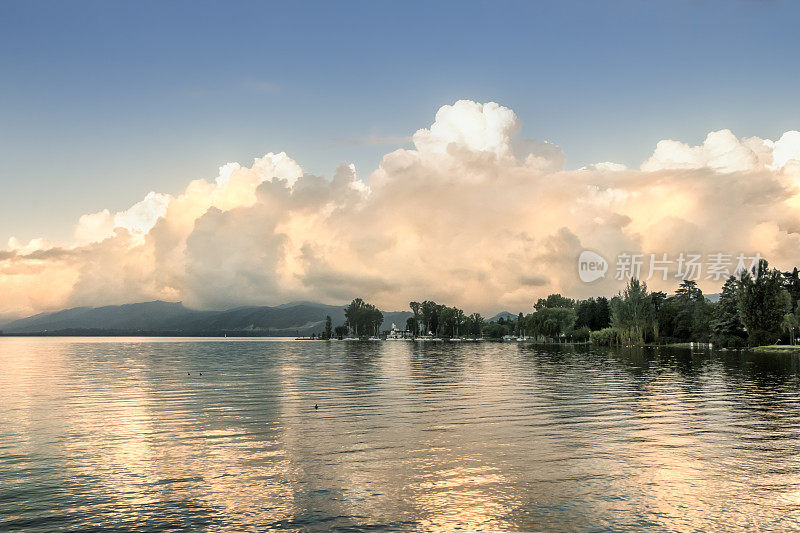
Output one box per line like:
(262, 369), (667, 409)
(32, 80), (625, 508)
(314, 259), (800, 350)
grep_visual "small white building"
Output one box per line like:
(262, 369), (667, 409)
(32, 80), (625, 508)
(385, 323), (412, 339)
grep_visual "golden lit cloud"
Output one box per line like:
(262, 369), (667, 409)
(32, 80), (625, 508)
(2, 100), (800, 317)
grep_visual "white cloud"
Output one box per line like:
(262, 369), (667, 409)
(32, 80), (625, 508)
(771, 131), (800, 170)
(412, 100), (520, 158)
(74, 209), (115, 244)
(6, 237), (54, 254)
(75, 192), (171, 244)
(3, 100), (800, 317)
(580, 162), (628, 172)
(642, 128), (800, 173)
(114, 191), (171, 235)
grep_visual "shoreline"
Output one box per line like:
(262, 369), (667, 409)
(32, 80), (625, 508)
(2, 333), (798, 356)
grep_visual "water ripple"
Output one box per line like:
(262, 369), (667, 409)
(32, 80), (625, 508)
(2, 338), (800, 531)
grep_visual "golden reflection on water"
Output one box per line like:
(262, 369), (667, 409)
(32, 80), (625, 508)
(410, 465), (513, 532)
(2, 338), (800, 531)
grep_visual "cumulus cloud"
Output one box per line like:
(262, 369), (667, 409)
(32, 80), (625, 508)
(412, 100), (520, 159)
(580, 162), (628, 173)
(640, 128), (800, 173)
(3, 100), (800, 318)
(76, 192), (173, 244)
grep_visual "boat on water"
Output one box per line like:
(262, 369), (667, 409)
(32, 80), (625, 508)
(414, 335), (442, 342)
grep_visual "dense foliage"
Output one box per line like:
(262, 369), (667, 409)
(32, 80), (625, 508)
(344, 298), (384, 337)
(588, 259), (796, 347)
(575, 297), (611, 331)
(736, 260), (791, 346)
(610, 279), (655, 344)
(330, 258), (799, 348)
(408, 300), (484, 338)
(710, 277), (747, 348)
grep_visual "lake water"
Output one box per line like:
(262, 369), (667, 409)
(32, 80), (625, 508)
(2, 338), (800, 531)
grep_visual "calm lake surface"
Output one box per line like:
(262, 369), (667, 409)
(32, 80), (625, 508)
(2, 338), (800, 531)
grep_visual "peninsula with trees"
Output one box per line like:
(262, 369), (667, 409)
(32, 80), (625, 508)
(319, 259), (800, 351)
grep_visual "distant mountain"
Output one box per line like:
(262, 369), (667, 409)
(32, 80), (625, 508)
(487, 311), (516, 322)
(0, 301), (412, 336)
(0, 301), (203, 333)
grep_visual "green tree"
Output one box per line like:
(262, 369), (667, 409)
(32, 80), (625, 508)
(737, 259), (791, 346)
(781, 312), (798, 345)
(650, 291), (667, 340)
(334, 325), (348, 339)
(454, 308), (466, 337)
(438, 306), (456, 337)
(534, 294), (574, 310)
(571, 326), (591, 342)
(610, 278), (655, 345)
(432, 306), (467, 337)
(325, 315), (332, 340)
(650, 291), (668, 312)
(783, 268), (800, 312)
(484, 322), (509, 339)
(466, 313), (484, 338)
(515, 312), (525, 336)
(590, 327), (619, 346)
(574, 297), (612, 331)
(420, 300), (442, 335)
(344, 298), (384, 337)
(406, 316), (417, 336)
(409, 301), (422, 336)
(657, 280), (711, 343)
(691, 297), (715, 342)
(574, 299), (593, 330)
(710, 276), (747, 348)
(675, 279), (703, 300)
(525, 298), (576, 342)
(657, 298), (684, 342)
(544, 307), (576, 340)
(595, 297), (611, 330)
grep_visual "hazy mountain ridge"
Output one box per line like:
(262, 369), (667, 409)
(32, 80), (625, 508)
(487, 311), (516, 322)
(0, 301), (412, 336)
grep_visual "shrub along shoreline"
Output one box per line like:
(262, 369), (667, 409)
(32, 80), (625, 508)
(329, 258), (800, 350)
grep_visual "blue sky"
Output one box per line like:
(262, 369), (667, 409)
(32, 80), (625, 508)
(2, 0), (799, 242)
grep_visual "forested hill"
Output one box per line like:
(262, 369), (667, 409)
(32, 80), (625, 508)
(0, 301), (411, 336)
